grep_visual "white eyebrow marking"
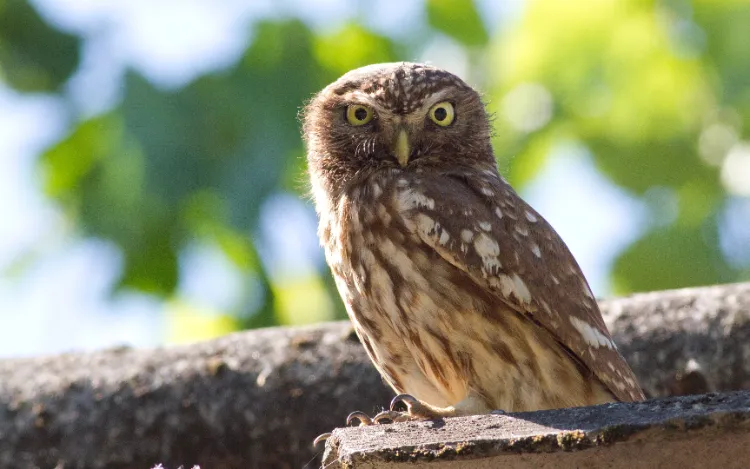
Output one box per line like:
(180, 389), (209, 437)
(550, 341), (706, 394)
(341, 91), (389, 112)
(415, 88), (456, 115)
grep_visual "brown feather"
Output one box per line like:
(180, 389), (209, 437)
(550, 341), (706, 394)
(303, 62), (645, 416)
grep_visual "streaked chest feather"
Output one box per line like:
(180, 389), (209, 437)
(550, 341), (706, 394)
(319, 173), (610, 411)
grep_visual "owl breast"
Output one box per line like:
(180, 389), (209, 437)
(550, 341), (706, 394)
(320, 169), (610, 412)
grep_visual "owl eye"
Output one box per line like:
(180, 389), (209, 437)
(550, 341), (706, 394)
(346, 104), (374, 126)
(428, 101), (455, 127)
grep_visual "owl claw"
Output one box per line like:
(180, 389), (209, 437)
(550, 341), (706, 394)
(344, 394), (442, 431)
(346, 411), (374, 426)
(390, 393), (420, 411)
(389, 393), (436, 419)
(313, 432), (331, 447)
(372, 409), (411, 424)
(314, 411), (375, 446)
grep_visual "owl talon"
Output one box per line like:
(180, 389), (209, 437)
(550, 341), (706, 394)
(313, 432), (331, 447)
(346, 411), (374, 426)
(389, 393), (438, 420)
(372, 410), (410, 424)
(390, 393), (420, 411)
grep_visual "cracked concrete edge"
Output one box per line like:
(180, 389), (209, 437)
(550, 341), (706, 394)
(323, 391), (750, 468)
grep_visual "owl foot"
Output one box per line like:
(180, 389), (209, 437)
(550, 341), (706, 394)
(383, 393), (456, 421)
(347, 394), (456, 427)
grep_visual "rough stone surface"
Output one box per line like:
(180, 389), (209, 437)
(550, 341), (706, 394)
(0, 282), (748, 468)
(323, 391), (750, 468)
(0, 323), (392, 469)
(602, 282), (750, 398)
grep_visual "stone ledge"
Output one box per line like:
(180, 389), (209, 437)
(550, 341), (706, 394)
(323, 391), (750, 468)
(0, 282), (747, 468)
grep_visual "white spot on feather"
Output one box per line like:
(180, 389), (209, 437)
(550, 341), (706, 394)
(612, 379), (627, 391)
(461, 229), (474, 243)
(515, 225), (529, 237)
(439, 229), (451, 245)
(473, 233), (499, 257)
(491, 274), (532, 304)
(494, 275), (515, 298)
(481, 187), (494, 197)
(478, 221), (492, 231)
(372, 183), (383, 198)
(569, 316), (615, 349)
(415, 213), (436, 236)
(511, 273), (531, 304)
(473, 233), (502, 274)
(396, 188), (435, 211)
(530, 243), (541, 258)
(525, 211), (538, 223)
(495, 207), (504, 219)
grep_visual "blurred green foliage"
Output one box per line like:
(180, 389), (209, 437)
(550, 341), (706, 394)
(1, 0), (748, 330)
(490, 0), (749, 292)
(0, 0), (79, 91)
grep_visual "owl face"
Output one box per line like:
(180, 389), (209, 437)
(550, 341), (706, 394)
(304, 63), (494, 196)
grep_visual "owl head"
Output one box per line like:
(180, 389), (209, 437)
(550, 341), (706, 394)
(303, 62), (494, 198)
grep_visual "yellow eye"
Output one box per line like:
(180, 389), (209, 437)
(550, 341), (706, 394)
(346, 104), (374, 126)
(428, 101), (455, 127)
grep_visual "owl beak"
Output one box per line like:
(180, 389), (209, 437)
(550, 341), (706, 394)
(393, 128), (410, 167)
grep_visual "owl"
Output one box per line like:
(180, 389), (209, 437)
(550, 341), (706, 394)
(303, 62), (644, 427)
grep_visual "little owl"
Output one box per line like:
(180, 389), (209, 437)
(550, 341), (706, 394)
(303, 63), (644, 427)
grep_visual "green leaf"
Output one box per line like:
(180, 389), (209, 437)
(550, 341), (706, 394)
(586, 139), (717, 195)
(314, 22), (399, 75)
(40, 111), (179, 293)
(496, 124), (558, 189)
(612, 220), (735, 294)
(40, 114), (122, 200)
(40, 113), (150, 243)
(692, 0), (750, 137)
(119, 220), (179, 294)
(120, 20), (329, 230)
(0, 0), (80, 91)
(426, 0), (489, 47)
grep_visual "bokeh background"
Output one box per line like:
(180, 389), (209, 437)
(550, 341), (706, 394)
(0, 0), (748, 358)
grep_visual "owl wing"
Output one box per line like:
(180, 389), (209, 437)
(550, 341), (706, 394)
(393, 168), (645, 402)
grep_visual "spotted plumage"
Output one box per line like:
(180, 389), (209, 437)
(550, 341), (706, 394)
(303, 62), (644, 423)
